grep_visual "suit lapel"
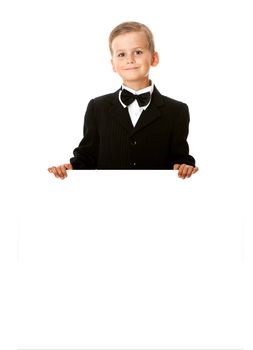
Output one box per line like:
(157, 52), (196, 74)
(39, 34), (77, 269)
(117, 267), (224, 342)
(109, 90), (134, 132)
(132, 86), (164, 134)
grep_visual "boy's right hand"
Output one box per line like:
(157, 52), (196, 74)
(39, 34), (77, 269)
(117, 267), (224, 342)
(48, 163), (73, 179)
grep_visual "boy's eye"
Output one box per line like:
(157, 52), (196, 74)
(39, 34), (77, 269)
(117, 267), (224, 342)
(117, 52), (125, 57)
(135, 50), (143, 55)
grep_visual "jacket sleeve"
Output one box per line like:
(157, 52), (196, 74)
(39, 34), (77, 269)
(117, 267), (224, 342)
(169, 103), (196, 167)
(70, 99), (99, 169)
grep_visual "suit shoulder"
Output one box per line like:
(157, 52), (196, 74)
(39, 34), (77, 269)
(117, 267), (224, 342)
(92, 91), (117, 105)
(155, 90), (190, 120)
(161, 94), (188, 108)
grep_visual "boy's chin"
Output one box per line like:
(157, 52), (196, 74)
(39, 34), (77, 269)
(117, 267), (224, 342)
(122, 75), (146, 83)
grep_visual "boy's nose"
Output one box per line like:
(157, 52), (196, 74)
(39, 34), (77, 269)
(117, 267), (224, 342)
(126, 54), (135, 64)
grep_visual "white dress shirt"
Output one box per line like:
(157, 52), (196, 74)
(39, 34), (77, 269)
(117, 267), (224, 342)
(119, 82), (154, 127)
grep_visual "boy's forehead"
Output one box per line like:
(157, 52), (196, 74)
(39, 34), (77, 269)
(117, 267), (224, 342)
(111, 31), (149, 51)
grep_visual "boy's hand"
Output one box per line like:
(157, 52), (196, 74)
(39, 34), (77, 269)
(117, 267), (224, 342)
(48, 163), (73, 179)
(173, 163), (199, 179)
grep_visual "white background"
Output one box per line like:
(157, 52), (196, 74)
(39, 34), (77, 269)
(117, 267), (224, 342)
(0, 0), (252, 349)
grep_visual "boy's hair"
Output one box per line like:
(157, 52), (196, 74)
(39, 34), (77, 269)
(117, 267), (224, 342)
(109, 21), (155, 54)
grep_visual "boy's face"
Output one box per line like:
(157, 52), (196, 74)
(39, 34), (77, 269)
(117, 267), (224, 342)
(111, 31), (159, 88)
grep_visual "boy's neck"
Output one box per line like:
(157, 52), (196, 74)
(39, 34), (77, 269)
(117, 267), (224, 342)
(122, 78), (151, 92)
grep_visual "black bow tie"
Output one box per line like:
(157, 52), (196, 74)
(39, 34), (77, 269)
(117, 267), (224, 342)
(121, 89), (151, 107)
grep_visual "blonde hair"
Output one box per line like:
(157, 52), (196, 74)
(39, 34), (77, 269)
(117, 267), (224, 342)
(109, 21), (155, 54)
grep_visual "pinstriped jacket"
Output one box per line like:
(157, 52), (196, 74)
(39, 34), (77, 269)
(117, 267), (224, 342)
(70, 86), (196, 169)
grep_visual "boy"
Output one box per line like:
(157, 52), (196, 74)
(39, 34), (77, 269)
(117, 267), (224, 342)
(48, 21), (198, 179)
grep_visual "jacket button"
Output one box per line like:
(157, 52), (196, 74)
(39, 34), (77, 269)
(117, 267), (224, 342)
(130, 140), (137, 146)
(130, 162), (136, 167)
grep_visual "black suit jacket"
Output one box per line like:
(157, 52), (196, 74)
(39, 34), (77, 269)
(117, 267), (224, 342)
(70, 86), (196, 169)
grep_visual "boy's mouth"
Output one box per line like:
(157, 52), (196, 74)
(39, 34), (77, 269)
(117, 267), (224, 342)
(124, 67), (139, 70)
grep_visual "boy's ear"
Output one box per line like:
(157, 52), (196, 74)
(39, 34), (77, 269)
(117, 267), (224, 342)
(151, 52), (159, 67)
(111, 58), (116, 72)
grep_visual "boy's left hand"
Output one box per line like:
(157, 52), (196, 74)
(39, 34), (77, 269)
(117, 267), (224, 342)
(173, 164), (199, 179)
